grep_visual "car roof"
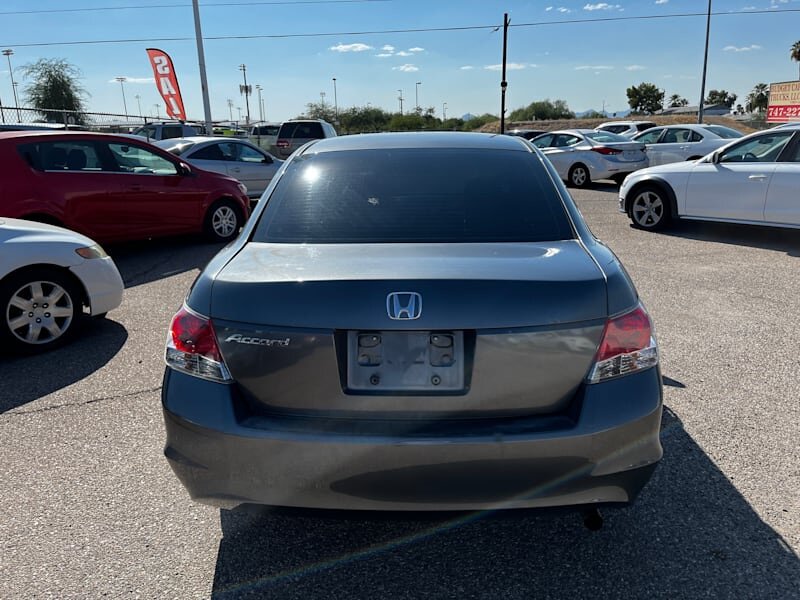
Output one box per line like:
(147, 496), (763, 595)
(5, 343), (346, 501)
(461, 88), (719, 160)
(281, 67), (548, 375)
(301, 132), (531, 154)
(0, 130), (160, 142)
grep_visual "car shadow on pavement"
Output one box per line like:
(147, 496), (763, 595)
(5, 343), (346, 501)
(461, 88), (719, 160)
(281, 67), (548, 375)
(0, 317), (127, 412)
(209, 407), (799, 599)
(658, 221), (800, 257)
(106, 236), (226, 289)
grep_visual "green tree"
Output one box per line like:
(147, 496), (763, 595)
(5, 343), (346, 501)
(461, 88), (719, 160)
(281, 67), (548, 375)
(791, 40), (800, 79)
(705, 89), (737, 109)
(21, 58), (88, 124)
(626, 83), (664, 115)
(746, 83), (769, 113)
(668, 94), (689, 108)
(461, 113), (499, 131)
(298, 100), (336, 123)
(508, 99), (574, 121)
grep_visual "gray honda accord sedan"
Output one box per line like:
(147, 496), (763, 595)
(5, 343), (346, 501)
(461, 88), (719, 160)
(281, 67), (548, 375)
(162, 132), (662, 517)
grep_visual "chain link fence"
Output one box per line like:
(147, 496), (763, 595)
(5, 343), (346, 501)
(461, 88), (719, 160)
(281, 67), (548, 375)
(0, 105), (174, 132)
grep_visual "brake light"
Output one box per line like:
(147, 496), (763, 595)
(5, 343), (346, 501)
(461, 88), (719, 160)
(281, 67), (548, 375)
(588, 305), (658, 383)
(592, 147), (623, 155)
(165, 305), (231, 382)
(276, 139), (289, 148)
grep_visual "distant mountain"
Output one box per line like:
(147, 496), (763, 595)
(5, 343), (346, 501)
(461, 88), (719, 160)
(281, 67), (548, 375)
(461, 113), (476, 121)
(575, 108), (631, 118)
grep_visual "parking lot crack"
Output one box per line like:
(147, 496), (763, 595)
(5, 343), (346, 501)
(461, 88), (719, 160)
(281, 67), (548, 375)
(3, 385), (162, 418)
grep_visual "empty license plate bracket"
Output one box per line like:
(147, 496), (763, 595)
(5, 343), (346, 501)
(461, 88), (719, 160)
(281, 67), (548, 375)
(346, 331), (464, 392)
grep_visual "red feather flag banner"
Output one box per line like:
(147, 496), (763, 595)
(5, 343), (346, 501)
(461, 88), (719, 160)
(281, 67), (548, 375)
(146, 48), (187, 121)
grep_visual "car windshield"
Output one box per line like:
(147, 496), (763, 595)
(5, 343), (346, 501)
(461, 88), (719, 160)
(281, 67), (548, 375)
(159, 141), (195, 156)
(584, 131), (629, 143)
(705, 125), (742, 139)
(253, 148), (574, 244)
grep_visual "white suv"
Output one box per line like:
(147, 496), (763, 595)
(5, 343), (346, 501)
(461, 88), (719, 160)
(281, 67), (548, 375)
(131, 122), (200, 141)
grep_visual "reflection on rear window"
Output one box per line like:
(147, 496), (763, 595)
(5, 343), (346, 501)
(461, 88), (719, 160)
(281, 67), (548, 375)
(253, 148), (574, 243)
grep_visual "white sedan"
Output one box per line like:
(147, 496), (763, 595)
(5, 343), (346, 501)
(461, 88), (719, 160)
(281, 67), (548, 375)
(619, 124), (800, 230)
(0, 218), (123, 353)
(156, 137), (283, 199)
(631, 124), (742, 166)
(530, 129), (648, 187)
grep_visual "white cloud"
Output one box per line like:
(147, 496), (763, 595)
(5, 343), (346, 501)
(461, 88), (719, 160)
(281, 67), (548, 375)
(396, 51), (413, 57)
(625, 65), (646, 71)
(557, 7), (572, 12)
(460, 65), (475, 70)
(546, 5), (553, 10)
(723, 44), (762, 52)
(375, 53), (393, 58)
(484, 62), (529, 71)
(381, 45), (395, 52)
(575, 65), (614, 70)
(329, 43), (372, 53)
(393, 64), (419, 72)
(583, 3), (621, 10)
(408, 47), (424, 52)
(108, 77), (155, 84)
(655, 0), (668, 4)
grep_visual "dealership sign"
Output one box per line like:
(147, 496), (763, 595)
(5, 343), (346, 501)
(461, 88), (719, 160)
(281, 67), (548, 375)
(767, 81), (800, 122)
(146, 48), (187, 121)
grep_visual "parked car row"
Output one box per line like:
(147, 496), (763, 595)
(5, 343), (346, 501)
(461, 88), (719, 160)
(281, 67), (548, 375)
(523, 122), (746, 188)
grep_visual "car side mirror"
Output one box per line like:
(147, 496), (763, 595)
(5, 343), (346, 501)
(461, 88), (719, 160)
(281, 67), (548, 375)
(178, 162), (192, 176)
(262, 156), (273, 164)
(709, 151), (720, 164)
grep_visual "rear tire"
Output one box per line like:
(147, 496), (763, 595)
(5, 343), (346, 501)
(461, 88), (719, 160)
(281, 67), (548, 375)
(0, 267), (84, 354)
(204, 199), (244, 243)
(629, 185), (672, 231)
(567, 164), (590, 188)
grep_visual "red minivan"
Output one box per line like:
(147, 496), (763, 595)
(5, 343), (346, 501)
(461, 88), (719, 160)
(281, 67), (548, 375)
(0, 131), (251, 243)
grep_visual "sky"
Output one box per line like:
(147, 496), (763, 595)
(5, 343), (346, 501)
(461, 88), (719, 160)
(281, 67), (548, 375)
(0, 0), (799, 123)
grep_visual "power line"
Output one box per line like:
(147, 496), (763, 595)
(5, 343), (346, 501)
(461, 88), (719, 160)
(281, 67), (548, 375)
(0, 0), (390, 16)
(2, 8), (798, 48)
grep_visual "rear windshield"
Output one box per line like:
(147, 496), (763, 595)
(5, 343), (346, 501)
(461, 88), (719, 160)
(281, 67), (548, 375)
(584, 131), (629, 143)
(252, 148), (574, 244)
(705, 125), (742, 139)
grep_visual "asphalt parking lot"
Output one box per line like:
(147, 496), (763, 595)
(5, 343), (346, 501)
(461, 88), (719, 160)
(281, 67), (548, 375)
(1, 182), (799, 599)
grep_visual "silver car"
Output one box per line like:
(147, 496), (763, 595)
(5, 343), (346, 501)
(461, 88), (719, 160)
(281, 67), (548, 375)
(631, 124), (742, 167)
(156, 136), (283, 199)
(161, 132), (663, 521)
(531, 129), (649, 187)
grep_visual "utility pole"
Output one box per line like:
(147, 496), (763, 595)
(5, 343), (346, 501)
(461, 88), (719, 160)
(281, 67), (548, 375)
(415, 81), (422, 111)
(698, 0), (712, 124)
(239, 64), (251, 125)
(320, 91), (326, 106)
(256, 84), (263, 122)
(227, 99), (233, 122)
(192, 0), (214, 135)
(115, 77), (129, 119)
(3, 49), (20, 121)
(332, 77), (338, 121)
(398, 89), (404, 115)
(442, 102), (447, 120)
(154, 103), (161, 118)
(500, 12), (509, 134)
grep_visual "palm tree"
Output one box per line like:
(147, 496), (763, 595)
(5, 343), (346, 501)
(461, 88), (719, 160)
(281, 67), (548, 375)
(792, 40), (800, 80)
(746, 83), (769, 113)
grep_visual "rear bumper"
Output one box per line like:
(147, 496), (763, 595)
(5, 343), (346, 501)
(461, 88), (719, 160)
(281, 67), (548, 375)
(162, 368), (663, 511)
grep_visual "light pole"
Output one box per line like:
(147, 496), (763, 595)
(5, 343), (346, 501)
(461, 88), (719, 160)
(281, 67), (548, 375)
(415, 81), (421, 112)
(238, 63), (251, 124)
(332, 77), (338, 121)
(398, 89), (404, 115)
(135, 94), (142, 117)
(115, 76), (129, 119)
(154, 103), (161, 118)
(227, 99), (233, 122)
(698, 0), (712, 124)
(255, 84), (263, 122)
(442, 102), (447, 120)
(192, 0), (214, 134)
(237, 106), (242, 122)
(2, 49), (20, 121)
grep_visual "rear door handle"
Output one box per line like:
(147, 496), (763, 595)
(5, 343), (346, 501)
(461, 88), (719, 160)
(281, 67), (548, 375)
(748, 174), (768, 181)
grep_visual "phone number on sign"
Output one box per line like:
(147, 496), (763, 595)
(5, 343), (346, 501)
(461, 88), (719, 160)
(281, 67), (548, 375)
(767, 105), (800, 121)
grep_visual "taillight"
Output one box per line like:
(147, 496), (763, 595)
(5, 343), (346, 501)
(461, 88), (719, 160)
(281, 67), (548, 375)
(276, 139), (289, 148)
(591, 147), (623, 155)
(165, 305), (232, 382)
(588, 304), (658, 383)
